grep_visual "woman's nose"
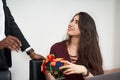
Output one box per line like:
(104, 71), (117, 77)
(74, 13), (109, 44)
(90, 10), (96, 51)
(70, 22), (74, 26)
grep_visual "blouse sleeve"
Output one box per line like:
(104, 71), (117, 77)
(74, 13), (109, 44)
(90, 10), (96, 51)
(49, 44), (57, 57)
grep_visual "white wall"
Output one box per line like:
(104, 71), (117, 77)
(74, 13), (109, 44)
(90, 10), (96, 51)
(114, 0), (120, 69)
(6, 0), (120, 80)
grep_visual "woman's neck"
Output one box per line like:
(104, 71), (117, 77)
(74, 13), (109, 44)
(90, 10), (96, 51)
(67, 37), (79, 54)
(67, 37), (79, 63)
(70, 37), (79, 47)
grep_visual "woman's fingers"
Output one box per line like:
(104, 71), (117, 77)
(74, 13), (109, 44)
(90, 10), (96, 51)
(59, 65), (70, 70)
(63, 68), (73, 74)
(61, 60), (71, 65)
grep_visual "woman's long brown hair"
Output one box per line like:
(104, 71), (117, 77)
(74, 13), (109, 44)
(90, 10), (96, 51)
(66, 12), (104, 75)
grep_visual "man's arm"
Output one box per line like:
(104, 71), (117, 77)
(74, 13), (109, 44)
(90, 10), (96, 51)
(2, 1), (45, 60)
(4, 5), (30, 51)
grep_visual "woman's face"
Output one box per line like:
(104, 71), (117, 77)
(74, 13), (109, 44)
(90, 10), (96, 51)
(67, 15), (80, 37)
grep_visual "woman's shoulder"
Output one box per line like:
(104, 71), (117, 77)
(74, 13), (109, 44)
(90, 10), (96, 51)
(52, 41), (66, 48)
(51, 41), (66, 48)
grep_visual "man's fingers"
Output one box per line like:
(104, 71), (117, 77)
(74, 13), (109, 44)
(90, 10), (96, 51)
(7, 43), (19, 52)
(9, 36), (22, 47)
(5, 36), (21, 51)
(8, 39), (20, 50)
(39, 55), (46, 60)
(8, 45), (14, 50)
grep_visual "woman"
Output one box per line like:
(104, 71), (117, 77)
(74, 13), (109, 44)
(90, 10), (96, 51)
(45, 12), (104, 80)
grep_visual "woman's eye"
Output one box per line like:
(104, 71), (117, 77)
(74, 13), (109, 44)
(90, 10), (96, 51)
(75, 20), (78, 24)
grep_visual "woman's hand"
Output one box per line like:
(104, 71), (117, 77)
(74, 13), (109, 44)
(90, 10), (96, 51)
(59, 60), (88, 75)
(44, 70), (56, 80)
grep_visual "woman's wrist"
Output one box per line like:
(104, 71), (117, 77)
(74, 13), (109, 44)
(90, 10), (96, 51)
(83, 69), (89, 77)
(81, 66), (89, 77)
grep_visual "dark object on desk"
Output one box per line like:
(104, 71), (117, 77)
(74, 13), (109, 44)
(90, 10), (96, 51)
(0, 70), (11, 80)
(29, 60), (46, 80)
(87, 72), (120, 80)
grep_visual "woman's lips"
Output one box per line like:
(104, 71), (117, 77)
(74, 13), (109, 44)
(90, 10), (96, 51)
(68, 26), (73, 31)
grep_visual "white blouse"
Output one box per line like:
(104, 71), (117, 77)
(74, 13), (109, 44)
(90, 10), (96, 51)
(0, 0), (6, 41)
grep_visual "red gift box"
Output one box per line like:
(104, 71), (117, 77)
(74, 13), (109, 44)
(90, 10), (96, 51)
(41, 54), (66, 79)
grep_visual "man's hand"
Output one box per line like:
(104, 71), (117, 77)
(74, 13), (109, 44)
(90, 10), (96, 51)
(29, 52), (45, 60)
(0, 35), (22, 52)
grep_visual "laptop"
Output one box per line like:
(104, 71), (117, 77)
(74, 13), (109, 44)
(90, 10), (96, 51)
(87, 72), (120, 80)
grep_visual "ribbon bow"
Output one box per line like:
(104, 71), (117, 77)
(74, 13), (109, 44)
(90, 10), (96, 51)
(41, 54), (65, 79)
(42, 54), (64, 73)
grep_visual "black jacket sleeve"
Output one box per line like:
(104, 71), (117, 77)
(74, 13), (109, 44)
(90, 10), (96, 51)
(3, 0), (30, 51)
